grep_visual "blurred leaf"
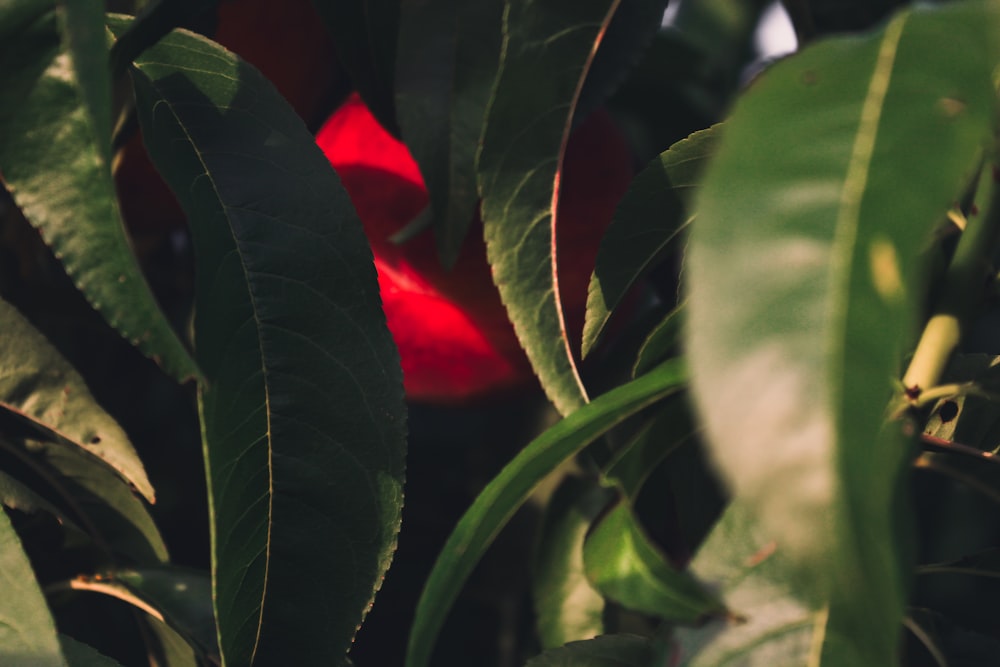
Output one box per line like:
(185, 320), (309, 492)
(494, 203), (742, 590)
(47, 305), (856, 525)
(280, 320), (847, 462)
(918, 548), (1000, 579)
(685, 2), (1000, 662)
(575, 0), (671, 120)
(0, 6), (199, 383)
(394, 0), (503, 268)
(0, 296), (155, 502)
(583, 501), (722, 623)
(113, 20), (408, 665)
(631, 303), (685, 379)
(532, 476), (611, 648)
(57, 0), (111, 161)
(406, 358), (687, 667)
(673, 502), (817, 666)
(141, 620), (199, 667)
(0, 505), (67, 667)
(69, 567), (217, 662)
(583, 126), (718, 358)
(477, 0), (620, 416)
(311, 0), (399, 134)
(58, 635), (123, 667)
(523, 634), (662, 667)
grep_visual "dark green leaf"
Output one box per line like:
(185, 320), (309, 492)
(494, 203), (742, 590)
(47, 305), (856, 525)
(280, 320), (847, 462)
(58, 635), (123, 667)
(0, 296), (154, 502)
(57, 0), (112, 162)
(406, 358), (686, 667)
(0, 505), (67, 667)
(112, 20), (408, 665)
(0, 7), (199, 383)
(394, 0), (503, 267)
(0, 468), (88, 544)
(69, 567), (217, 662)
(631, 303), (685, 379)
(109, 0), (219, 76)
(532, 476), (611, 648)
(584, 125), (719, 358)
(311, 0), (398, 134)
(583, 501), (722, 623)
(918, 548), (1000, 579)
(524, 634), (662, 667)
(685, 2), (1000, 662)
(575, 0), (670, 120)
(477, 0), (620, 416)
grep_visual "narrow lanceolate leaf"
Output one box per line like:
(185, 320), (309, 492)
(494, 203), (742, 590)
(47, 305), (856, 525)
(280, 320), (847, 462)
(406, 358), (687, 667)
(583, 501), (723, 623)
(583, 127), (718, 358)
(523, 634), (663, 667)
(0, 297), (154, 502)
(477, 0), (621, 416)
(111, 20), (407, 666)
(395, 0), (503, 267)
(311, 0), (399, 134)
(685, 3), (1000, 664)
(0, 506), (67, 667)
(0, 7), (199, 383)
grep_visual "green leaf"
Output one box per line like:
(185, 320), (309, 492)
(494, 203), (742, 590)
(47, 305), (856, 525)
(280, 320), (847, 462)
(58, 636), (123, 667)
(918, 548), (1000, 579)
(68, 567), (217, 663)
(0, 6), (199, 383)
(112, 20), (408, 665)
(685, 2), (1000, 662)
(57, 0), (111, 162)
(0, 505), (67, 667)
(477, 0), (621, 416)
(583, 125), (719, 358)
(575, 0), (670, 120)
(311, 0), (399, 134)
(631, 303), (685, 379)
(142, 619), (199, 667)
(532, 476), (611, 648)
(583, 501), (723, 624)
(394, 0), (503, 267)
(405, 357), (687, 667)
(674, 502), (818, 666)
(523, 634), (662, 667)
(0, 296), (155, 502)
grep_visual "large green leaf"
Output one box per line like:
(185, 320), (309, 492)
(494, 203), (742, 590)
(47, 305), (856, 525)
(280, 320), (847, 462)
(582, 501), (723, 623)
(583, 126), (718, 357)
(112, 20), (407, 666)
(394, 0), (503, 267)
(57, 0), (111, 161)
(0, 505), (67, 667)
(0, 4), (199, 383)
(0, 296), (154, 502)
(684, 2), (1000, 663)
(405, 358), (687, 667)
(477, 0), (621, 416)
(523, 634), (662, 667)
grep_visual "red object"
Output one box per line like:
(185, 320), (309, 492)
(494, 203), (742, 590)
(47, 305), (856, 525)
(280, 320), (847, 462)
(317, 94), (633, 403)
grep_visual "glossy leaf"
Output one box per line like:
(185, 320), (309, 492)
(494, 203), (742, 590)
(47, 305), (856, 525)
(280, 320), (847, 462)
(0, 296), (154, 502)
(532, 476), (610, 648)
(114, 20), (408, 666)
(685, 2), (1000, 662)
(583, 126), (718, 357)
(58, 636), (122, 667)
(311, 0), (399, 134)
(477, 0), (620, 416)
(394, 0), (503, 267)
(0, 6), (199, 383)
(523, 634), (662, 667)
(406, 358), (686, 667)
(583, 501), (723, 623)
(0, 505), (67, 667)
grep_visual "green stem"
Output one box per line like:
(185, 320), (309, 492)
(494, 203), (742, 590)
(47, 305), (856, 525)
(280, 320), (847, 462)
(901, 163), (1000, 405)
